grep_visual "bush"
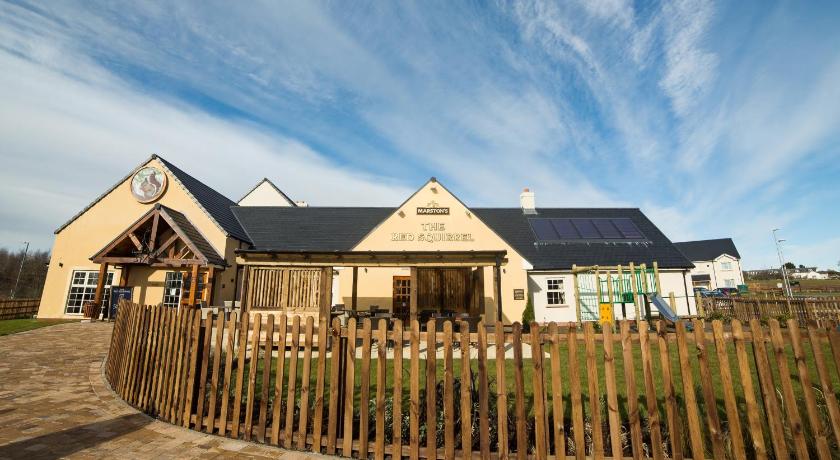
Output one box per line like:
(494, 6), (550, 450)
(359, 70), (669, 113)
(522, 296), (534, 331)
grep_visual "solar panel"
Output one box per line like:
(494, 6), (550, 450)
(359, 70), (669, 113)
(592, 219), (621, 238)
(550, 218), (580, 239)
(611, 218), (644, 239)
(529, 217), (646, 241)
(571, 218), (601, 239)
(529, 218), (559, 241)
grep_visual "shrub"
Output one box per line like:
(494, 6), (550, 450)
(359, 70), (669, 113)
(522, 296), (534, 332)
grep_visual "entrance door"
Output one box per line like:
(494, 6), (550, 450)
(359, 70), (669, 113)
(393, 276), (411, 322)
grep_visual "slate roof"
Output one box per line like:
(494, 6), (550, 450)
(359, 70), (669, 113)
(472, 208), (694, 270)
(673, 238), (741, 262)
(56, 155), (250, 243)
(155, 157), (250, 242)
(159, 206), (227, 266)
(231, 207), (393, 251)
(232, 206), (694, 270)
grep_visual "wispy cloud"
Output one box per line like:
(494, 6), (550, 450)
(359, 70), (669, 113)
(1, 0), (839, 269)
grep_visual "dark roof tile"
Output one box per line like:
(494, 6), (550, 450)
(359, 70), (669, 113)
(157, 157), (250, 242)
(673, 238), (741, 261)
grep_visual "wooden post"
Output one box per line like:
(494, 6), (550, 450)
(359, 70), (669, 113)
(188, 264), (199, 307)
(629, 262), (640, 321)
(695, 291), (705, 318)
(653, 261), (661, 295)
(409, 267), (418, 322)
(239, 265), (250, 313)
(494, 261), (503, 322)
(595, 268), (603, 307)
(572, 264), (581, 323)
(91, 262), (109, 319)
(119, 265), (130, 287)
(204, 266), (215, 306)
(351, 266), (359, 312)
(640, 263), (650, 321)
(607, 272), (615, 323)
(320, 267), (333, 320)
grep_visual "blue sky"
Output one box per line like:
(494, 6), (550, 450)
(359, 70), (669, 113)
(1, 0), (839, 270)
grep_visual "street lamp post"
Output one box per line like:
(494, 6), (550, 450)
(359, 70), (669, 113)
(772, 229), (792, 297)
(10, 241), (30, 299)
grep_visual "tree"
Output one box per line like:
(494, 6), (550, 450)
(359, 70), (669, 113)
(784, 262), (795, 270)
(0, 247), (50, 299)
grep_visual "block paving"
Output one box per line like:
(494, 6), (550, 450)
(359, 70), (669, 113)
(0, 321), (328, 459)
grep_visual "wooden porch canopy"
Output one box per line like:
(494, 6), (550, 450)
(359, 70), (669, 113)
(236, 249), (508, 321)
(88, 204), (226, 314)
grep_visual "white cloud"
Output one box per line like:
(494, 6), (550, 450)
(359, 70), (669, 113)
(0, 49), (413, 250)
(659, 0), (718, 117)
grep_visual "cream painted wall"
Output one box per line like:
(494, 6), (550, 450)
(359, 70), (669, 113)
(687, 255), (744, 289)
(238, 181), (294, 206)
(350, 180), (530, 323)
(38, 157), (239, 318)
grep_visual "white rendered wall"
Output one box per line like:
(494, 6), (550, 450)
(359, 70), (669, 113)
(686, 255), (744, 289)
(238, 181), (294, 206)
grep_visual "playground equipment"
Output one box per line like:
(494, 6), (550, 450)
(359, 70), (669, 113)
(649, 294), (679, 322)
(572, 262), (673, 324)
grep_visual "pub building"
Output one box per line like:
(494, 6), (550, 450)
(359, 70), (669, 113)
(38, 155), (697, 325)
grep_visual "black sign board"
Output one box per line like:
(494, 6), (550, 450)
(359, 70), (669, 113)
(109, 287), (133, 319)
(513, 289), (525, 300)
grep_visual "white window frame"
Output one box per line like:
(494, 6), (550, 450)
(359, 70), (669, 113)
(65, 270), (114, 315)
(162, 272), (184, 308)
(724, 279), (736, 288)
(721, 261), (733, 270)
(162, 271), (206, 308)
(546, 278), (567, 307)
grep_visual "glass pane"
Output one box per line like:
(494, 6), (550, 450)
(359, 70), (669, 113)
(528, 218), (559, 241)
(550, 219), (580, 239)
(612, 218), (644, 239)
(571, 219), (601, 238)
(592, 219), (622, 238)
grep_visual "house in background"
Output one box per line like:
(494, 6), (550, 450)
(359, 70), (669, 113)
(790, 269), (829, 280)
(674, 238), (744, 290)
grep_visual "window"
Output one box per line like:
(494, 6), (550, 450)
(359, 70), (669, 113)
(163, 272), (184, 308)
(724, 279), (736, 288)
(65, 270), (114, 314)
(163, 271), (206, 308)
(546, 278), (566, 306)
(721, 262), (733, 270)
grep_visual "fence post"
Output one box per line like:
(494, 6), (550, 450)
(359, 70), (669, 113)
(695, 291), (705, 318)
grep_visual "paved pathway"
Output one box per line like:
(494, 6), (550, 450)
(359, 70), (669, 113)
(0, 322), (327, 459)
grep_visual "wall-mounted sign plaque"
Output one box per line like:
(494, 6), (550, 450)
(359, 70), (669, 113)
(513, 289), (525, 300)
(417, 200), (449, 215)
(130, 166), (167, 203)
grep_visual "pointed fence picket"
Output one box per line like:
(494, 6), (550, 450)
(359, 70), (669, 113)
(107, 300), (840, 459)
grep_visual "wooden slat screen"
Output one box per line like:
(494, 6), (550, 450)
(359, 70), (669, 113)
(246, 267), (322, 312)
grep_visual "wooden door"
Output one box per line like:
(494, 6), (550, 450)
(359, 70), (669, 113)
(393, 276), (411, 322)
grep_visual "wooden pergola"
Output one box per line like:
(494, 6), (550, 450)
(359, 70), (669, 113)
(235, 250), (508, 322)
(88, 204), (227, 318)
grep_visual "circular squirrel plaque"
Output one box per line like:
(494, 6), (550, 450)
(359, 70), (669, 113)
(130, 166), (167, 203)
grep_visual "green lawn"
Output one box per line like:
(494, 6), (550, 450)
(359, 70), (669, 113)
(212, 331), (838, 457)
(0, 318), (79, 336)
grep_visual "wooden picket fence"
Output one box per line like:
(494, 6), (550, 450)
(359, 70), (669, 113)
(703, 296), (840, 325)
(106, 301), (840, 459)
(0, 298), (40, 320)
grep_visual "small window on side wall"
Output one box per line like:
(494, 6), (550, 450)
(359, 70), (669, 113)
(546, 278), (566, 306)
